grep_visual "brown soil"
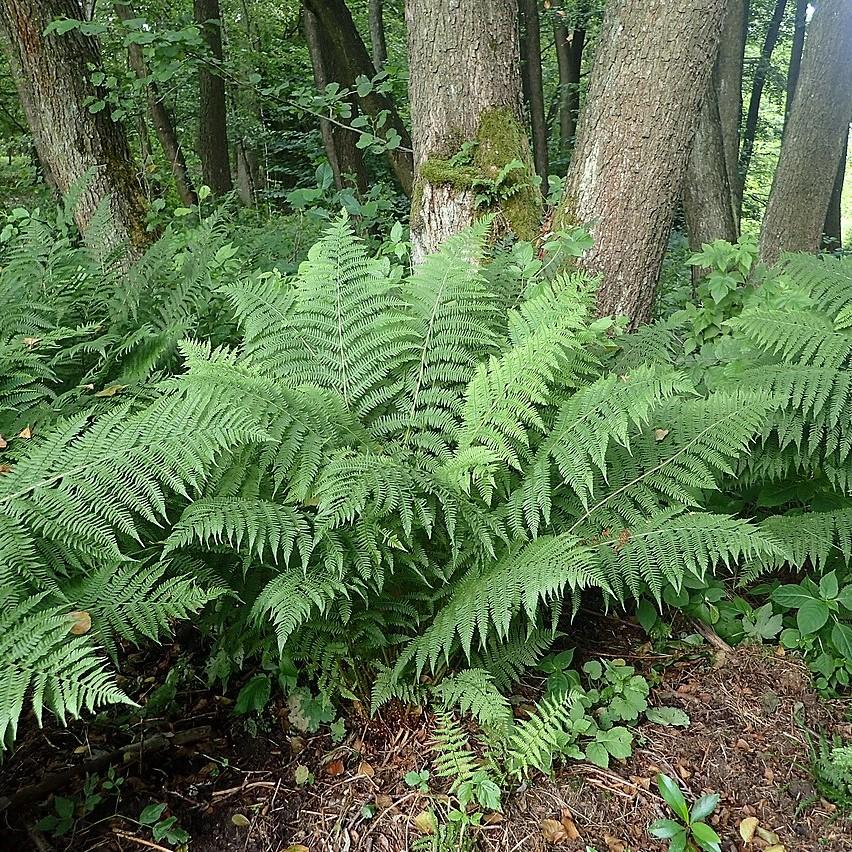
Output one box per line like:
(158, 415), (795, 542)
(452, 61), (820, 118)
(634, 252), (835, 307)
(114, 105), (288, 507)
(1, 630), (849, 852)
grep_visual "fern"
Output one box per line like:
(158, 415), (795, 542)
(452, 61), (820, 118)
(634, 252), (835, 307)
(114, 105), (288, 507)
(432, 668), (513, 730)
(504, 691), (579, 776)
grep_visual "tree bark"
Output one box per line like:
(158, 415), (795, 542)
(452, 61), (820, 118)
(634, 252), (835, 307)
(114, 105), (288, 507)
(368, 0), (387, 71)
(737, 0), (786, 213)
(556, 0), (726, 327)
(759, 0), (852, 264)
(554, 14), (585, 157)
(715, 0), (747, 228)
(0, 0), (150, 255)
(821, 123), (848, 251)
(684, 80), (738, 256)
(520, 0), (548, 181)
(304, 0), (413, 195)
(114, 1), (197, 207)
(303, 6), (368, 193)
(194, 0), (232, 195)
(784, 0), (807, 127)
(406, 0), (541, 262)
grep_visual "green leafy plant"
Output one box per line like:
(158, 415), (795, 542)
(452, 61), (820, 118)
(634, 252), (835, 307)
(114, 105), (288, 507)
(139, 803), (190, 846)
(649, 773), (721, 852)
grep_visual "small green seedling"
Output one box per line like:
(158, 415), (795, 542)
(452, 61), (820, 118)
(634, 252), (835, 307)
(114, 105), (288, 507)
(649, 773), (721, 852)
(404, 769), (431, 792)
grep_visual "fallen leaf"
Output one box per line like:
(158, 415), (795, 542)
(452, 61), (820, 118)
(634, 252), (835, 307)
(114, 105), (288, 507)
(560, 812), (581, 841)
(231, 814), (250, 827)
(68, 610), (92, 635)
(22, 337), (40, 348)
(284, 846), (310, 852)
(540, 818), (567, 843)
(483, 813), (504, 825)
(325, 759), (345, 777)
(764, 846), (786, 852)
(413, 810), (437, 835)
(739, 816), (759, 843)
(375, 794), (393, 810)
(357, 760), (375, 778)
(94, 384), (126, 398)
(604, 835), (626, 852)
(18, 426), (31, 439)
(654, 428), (670, 441)
(0, 436), (6, 449)
(757, 827), (780, 844)
(0, 464), (11, 474)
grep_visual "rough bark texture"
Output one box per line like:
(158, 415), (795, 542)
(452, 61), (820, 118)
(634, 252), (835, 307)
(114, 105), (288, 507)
(520, 0), (548, 180)
(822, 123), (848, 251)
(304, 0), (412, 194)
(368, 0), (387, 71)
(715, 0), (747, 226)
(554, 16), (585, 156)
(303, 6), (368, 193)
(738, 0), (786, 212)
(406, 0), (541, 262)
(0, 0), (150, 255)
(194, 0), (232, 195)
(114, 1), (197, 207)
(556, 0), (726, 327)
(759, 0), (852, 264)
(684, 80), (738, 258)
(784, 0), (807, 126)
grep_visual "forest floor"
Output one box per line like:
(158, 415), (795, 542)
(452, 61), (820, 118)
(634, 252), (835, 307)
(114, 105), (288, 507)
(2, 616), (850, 852)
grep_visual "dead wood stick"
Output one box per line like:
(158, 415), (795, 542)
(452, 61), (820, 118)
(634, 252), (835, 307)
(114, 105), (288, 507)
(0, 726), (212, 812)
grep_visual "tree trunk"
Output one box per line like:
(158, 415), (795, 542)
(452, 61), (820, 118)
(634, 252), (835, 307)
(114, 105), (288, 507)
(737, 0), (786, 213)
(759, 0), (852, 264)
(715, 0), (747, 228)
(406, 0), (541, 262)
(683, 0), (745, 247)
(556, 0), (726, 327)
(784, 0), (807, 127)
(368, 0), (387, 71)
(194, 0), (232, 195)
(684, 80), (738, 257)
(821, 123), (848, 251)
(0, 0), (150, 255)
(114, 1), (197, 207)
(554, 15), (585, 157)
(303, 6), (368, 193)
(304, 0), (413, 195)
(520, 0), (548, 181)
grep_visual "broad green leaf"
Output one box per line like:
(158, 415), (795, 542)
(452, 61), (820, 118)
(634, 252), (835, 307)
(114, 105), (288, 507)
(690, 793), (719, 822)
(831, 622), (852, 659)
(657, 773), (689, 823)
(646, 706), (690, 727)
(797, 598), (830, 635)
(649, 819), (683, 839)
(691, 820), (722, 852)
(772, 584), (815, 608)
(819, 571), (839, 600)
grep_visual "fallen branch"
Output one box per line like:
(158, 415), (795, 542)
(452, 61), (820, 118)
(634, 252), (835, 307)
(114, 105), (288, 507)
(113, 829), (174, 852)
(0, 726), (212, 812)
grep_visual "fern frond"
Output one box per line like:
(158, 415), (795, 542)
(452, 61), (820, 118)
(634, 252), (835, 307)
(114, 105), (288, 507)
(0, 594), (130, 749)
(432, 668), (513, 730)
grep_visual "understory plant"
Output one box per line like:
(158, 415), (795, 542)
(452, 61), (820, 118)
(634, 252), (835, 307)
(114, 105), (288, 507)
(2, 206), (852, 752)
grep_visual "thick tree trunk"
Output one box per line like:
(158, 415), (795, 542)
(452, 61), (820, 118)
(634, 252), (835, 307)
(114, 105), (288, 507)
(303, 6), (368, 193)
(684, 0), (745, 246)
(406, 0), (541, 262)
(737, 0), (786, 213)
(684, 80), (738, 258)
(556, 0), (726, 327)
(821, 124), (848, 251)
(520, 0), (548, 181)
(114, 1), (197, 207)
(715, 0), (747, 228)
(304, 0), (413, 195)
(194, 0), (232, 195)
(0, 0), (150, 255)
(759, 0), (852, 264)
(784, 0), (807, 127)
(368, 0), (387, 71)
(554, 16), (585, 157)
